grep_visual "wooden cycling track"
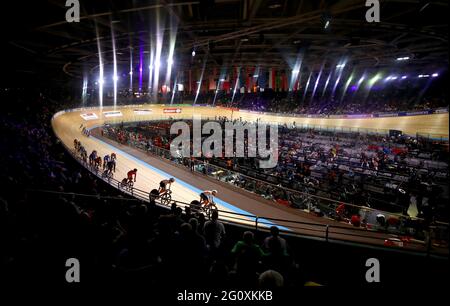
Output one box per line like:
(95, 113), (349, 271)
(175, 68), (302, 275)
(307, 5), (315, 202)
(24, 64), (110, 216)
(51, 104), (449, 253)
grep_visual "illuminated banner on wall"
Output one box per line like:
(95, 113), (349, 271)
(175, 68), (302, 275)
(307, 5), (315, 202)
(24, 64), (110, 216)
(103, 111), (123, 118)
(80, 113), (98, 120)
(163, 108), (182, 114)
(133, 109), (153, 115)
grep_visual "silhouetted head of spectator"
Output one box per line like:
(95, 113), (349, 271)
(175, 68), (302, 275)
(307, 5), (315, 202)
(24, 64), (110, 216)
(157, 215), (172, 235)
(258, 270), (284, 288)
(149, 189), (159, 204)
(243, 231), (254, 245)
(197, 213), (206, 224)
(138, 204), (147, 215)
(270, 226), (279, 237)
(175, 207), (183, 217)
(189, 218), (199, 232)
(171, 202), (177, 213)
(180, 222), (192, 236)
(211, 210), (219, 221)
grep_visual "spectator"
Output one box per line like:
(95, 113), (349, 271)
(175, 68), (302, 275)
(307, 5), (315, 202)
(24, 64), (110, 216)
(231, 231), (265, 280)
(263, 226), (288, 256)
(203, 210), (226, 256)
(258, 270), (284, 288)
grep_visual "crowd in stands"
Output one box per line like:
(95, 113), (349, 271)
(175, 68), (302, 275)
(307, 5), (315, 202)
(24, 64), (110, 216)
(84, 76), (448, 117)
(102, 118), (449, 242)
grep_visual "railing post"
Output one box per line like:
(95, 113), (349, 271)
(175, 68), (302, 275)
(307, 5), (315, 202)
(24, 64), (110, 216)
(325, 225), (329, 242)
(255, 217), (259, 231)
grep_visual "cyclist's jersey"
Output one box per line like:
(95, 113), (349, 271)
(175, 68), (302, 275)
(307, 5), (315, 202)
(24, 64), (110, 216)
(107, 160), (115, 169)
(160, 180), (172, 188)
(111, 153), (117, 160)
(201, 190), (214, 202)
(104, 155), (110, 163)
(127, 170), (137, 179)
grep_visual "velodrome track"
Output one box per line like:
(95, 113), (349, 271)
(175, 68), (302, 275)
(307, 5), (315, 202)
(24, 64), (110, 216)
(51, 104), (449, 252)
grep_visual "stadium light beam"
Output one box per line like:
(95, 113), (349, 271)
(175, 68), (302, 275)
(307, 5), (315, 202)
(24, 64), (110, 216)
(321, 72), (332, 97)
(111, 22), (118, 108)
(129, 46), (133, 91)
(340, 73), (354, 102)
(139, 43), (143, 92)
(301, 72), (312, 105)
(148, 45), (154, 94)
(95, 24), (104, 109)
(165, 20), (177, 87)
(82, 75), (88, 105)
(152, 11), (164, 101)
(231, 68), (240, 105)
(311, 61), (325, 103)
(194, 53), (208, 104)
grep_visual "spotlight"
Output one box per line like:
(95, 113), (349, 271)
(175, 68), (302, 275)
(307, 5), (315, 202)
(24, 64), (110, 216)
(396, 56), (410, 61)
(401, 75), (407, 79)
(391, 76), (398, 80)
(112, 75), (119, 82)
(192, 50), (196, 57)
(129, 71), (133, 75)
(432, 73), (439, 77)
(292, 69), (300, 74)
(324, 20), (330, 29)
(253, 75), (259, 78)
(357, 76), (365, 85)
(336, 64), (345, 69)
(167, 57), (174, 67)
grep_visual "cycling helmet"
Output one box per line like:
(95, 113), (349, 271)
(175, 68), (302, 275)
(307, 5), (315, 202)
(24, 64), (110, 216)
(169, 178), (175, 182)
(212, 190), (218, 194)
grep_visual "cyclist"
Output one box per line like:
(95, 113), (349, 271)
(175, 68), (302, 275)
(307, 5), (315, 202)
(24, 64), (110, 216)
(109, 155), (116, 172)
(80, 146), (87, 163)
(104, 159), (115, 177)
(89, 150), (97, 167)
(73, 139), (79, 151)
(199, 190), (218, 208)
(94, 156), (102, 170)
(127, 168), (138, 183)
(159, 178), (175, 195)
(111, 152), (117, 161)
(103, 154), (110, 170)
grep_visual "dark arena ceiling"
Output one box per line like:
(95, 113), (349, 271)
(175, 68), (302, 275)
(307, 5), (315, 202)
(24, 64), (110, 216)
(2, 0), (448, 87)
